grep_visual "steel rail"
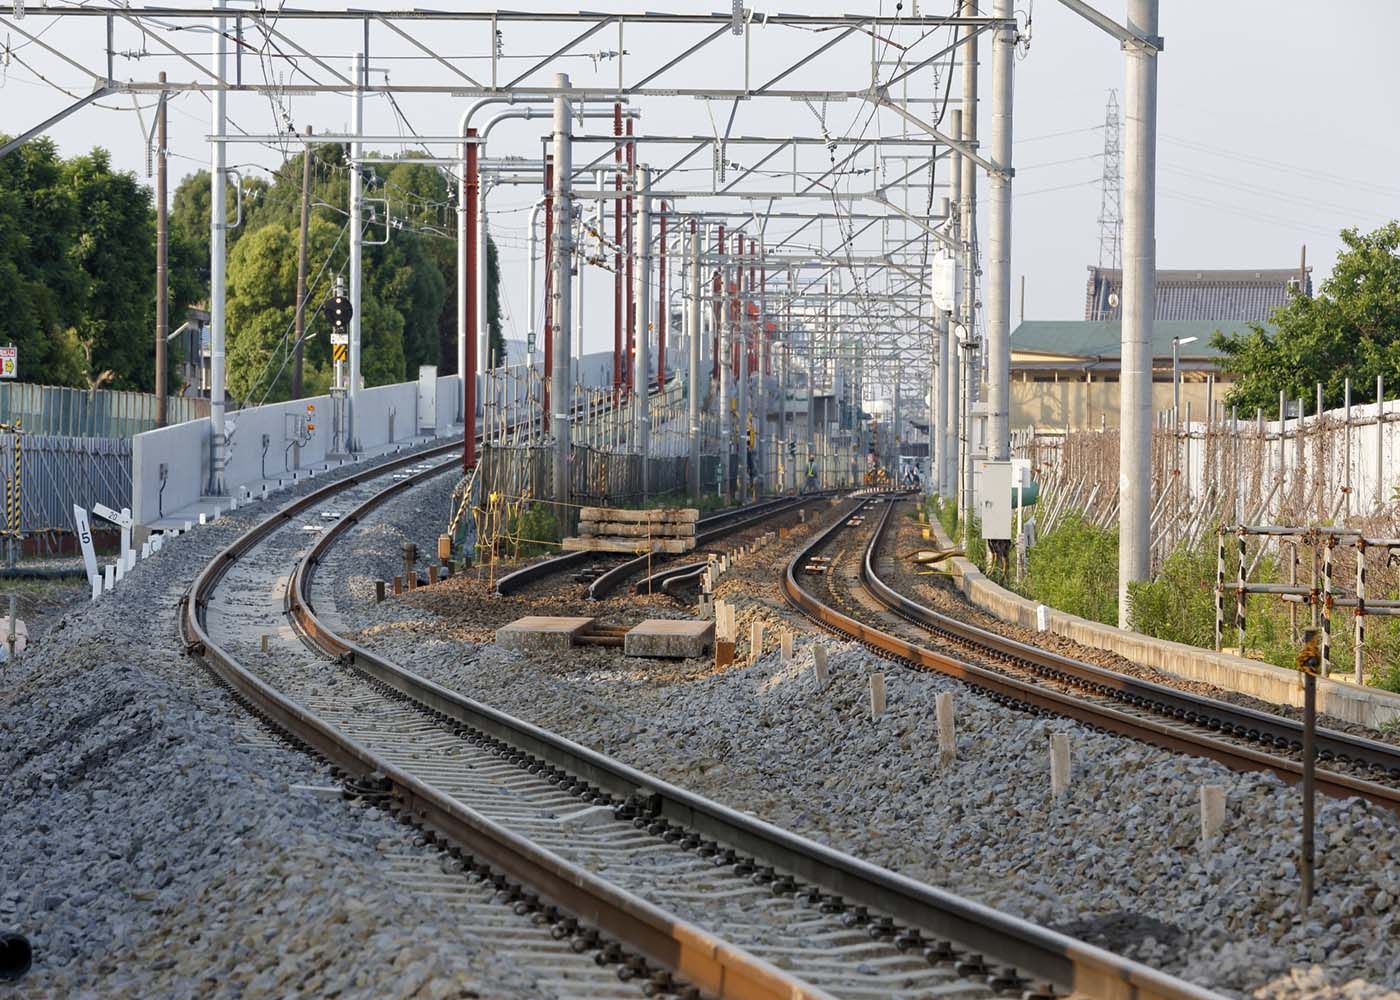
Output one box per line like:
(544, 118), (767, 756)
(285, 487), (1219, 1000)
(184, 444), (831, 1000)
(780, 498), (1400, 815)
(586, 494), (822, 600)
(864, 507), (1400, 783)
(493, 494), (825, 598)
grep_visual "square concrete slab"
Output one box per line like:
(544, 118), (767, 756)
(624, 618), (715, 659)
(496, 616), (596, 653)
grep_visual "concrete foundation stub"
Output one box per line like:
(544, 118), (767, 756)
(625, 619), (715, 659)
(496, 616), (596, 653)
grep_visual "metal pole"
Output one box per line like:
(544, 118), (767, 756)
(633, 165), (652, 501)
(462, 129), (479, 471)
(1356, 540), (1367, 683)
(688, 221), (702, 501)
(155, 71), (168, 428)
(478, 176), (490, 374)
(985, 0), (1014, 463)
(1376, 373), (1385, 512)
(1302, 665), (1316, 908)
(551, 74), (573, 508)
(208, 1), (227, 495)
(1117, 0), (1160, 626)
(347, 50), (364, 453)
(292, 124), (312, 400)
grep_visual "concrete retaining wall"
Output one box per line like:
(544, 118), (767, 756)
(132, 418), (209, 524)
(927, 519), (1400, 730)
(132, 374), (464, 526)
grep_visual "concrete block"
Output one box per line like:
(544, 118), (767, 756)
(1050, 733), (1071, 796)
(496, 616), (597, 653)
(624, 619), (715, 659)
(749, 620), (764, 663)
(780, 631), (793, 661)
(813, 644), (829, 688)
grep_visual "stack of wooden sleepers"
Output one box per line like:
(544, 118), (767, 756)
(562, 507), (700, 554)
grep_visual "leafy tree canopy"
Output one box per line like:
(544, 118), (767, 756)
(1213, 221), (1400, 413)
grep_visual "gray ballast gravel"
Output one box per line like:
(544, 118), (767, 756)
(0, 444), (557, 999)
(336, 581), (1400, 1000)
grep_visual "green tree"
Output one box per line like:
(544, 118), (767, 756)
(1214, 221), (1400, 413)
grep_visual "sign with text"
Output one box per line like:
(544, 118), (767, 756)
(0, 345), (16, 379)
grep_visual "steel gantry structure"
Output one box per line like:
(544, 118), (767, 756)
(2, 1), (1169, 622)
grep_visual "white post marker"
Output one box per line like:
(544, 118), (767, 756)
(869, 672), (886, 720)
(813, 644), (829, 688)
(780, 632), (793, 661)
(1200, 784), (1226, 846)
(1036, 604), (1049, 632)
(749, 620), (764, 663)
(936, 691), (956, 767)
(92, 503), (134, 572)
(114, 558), (125, 584)
(103, 564), (116, 592)
(1050, 732), (1071, 797)
(90, 577), (102, 601)
(71, 505), (100, 592)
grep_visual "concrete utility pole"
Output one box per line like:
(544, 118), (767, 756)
(154, 71), (168, 428)
(944, 109), (963, 502)
(716, 225), (732, 503)
(460, 127), (478, 471)
(935, 309), (951, 496)
(633, 165), (652, 501)
(687, 222), (703, 500)
(736, 239), (750, 500)
(959, 10), (979, 518)
(347, 51), (365, 453)
(1119, 0), (1160, 626)
(207, 1), (227, 495)
(551, 74), (574, 507)
(985, 0), (1014, 463)
(292, 124), (312, 400)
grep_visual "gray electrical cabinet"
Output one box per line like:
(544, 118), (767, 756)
(979, 459), (1013, 542)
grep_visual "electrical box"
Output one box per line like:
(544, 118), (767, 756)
(417, 365), (438, 433)
(979, 459), (1013, 542)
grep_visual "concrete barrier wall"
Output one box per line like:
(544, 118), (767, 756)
(132, 417), (208, 524)
(133, 373), (466, 525)
(926, 518), (1400, 730)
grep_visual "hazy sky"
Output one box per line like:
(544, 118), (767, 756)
(3, 1), (1398, 364)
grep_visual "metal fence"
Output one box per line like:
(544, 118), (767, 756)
(0, 382), (208, 439)
(1, 433), (132, 537)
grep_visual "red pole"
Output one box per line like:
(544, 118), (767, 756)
(613, 103), (623, 401)
(543, 157), (554, 433)
(625, 118), (636, 395)
(657, 202), (667, 392)
(712, 224), (724, 383)
(464, 128), (479, 471)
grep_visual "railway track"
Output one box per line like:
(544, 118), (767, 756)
(495, 493), (827, 600)
(180, 445), (1216, 1000)
(781, 496), (1400, 813)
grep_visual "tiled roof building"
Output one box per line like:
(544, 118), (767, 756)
(1084, 266), (1312, 322)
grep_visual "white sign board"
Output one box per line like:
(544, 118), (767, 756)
(330, 332), (349, 346)
(92, 503), (133, 572)
(0, 345), (15, 379)
(71, 505), (99, 587)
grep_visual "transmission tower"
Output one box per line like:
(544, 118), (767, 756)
(1096, 90), (1123, 274)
